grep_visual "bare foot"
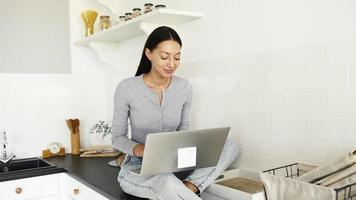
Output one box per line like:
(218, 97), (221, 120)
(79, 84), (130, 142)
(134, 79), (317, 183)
(116, 153), (126, 166)
(183, 181), (200, 194)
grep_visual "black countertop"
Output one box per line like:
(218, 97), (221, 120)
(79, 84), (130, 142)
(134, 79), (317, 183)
(45, 154), (146, 200)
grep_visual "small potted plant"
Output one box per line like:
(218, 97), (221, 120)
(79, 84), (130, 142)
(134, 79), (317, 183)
(89, 120), (126, 167)
(89, 120), (112, 146)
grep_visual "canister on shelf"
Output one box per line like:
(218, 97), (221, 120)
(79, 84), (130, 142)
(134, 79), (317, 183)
(132, 8), (142, 18)
(99, 15), (111, 30)
(125, 12), (132, 21)
(144, 3), (153, 13)
(118, 16), (126, 23)
(155, 4), (166, 9)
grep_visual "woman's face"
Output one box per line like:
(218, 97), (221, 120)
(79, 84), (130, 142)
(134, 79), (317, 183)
(145, 40), (181, 78)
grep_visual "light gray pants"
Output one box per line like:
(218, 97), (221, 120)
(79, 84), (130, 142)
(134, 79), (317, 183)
(117, 138), (239, 200)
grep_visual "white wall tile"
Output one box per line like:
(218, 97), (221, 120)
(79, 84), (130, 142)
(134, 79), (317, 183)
(346, 118), (356, 144)
(254, 135), (289, 157)
(252, 49), (286, 71)
(230, 131), (257, 152)
(272, 113), (307, 137)
(238, 69), (269, 91)
(307, 67), (349, 91)
(231, 113), (271, 133)
(286, 44), (326, 69)
(328, 93), (356, 116)
(285, 139), (329, 164)
(326, 40), (354, 67)
(257, 92), (286, 113)
(270, 68), (306, 91)
(287, 91), (327, 115)
(191, 91), (232, 112)
(255, 134), (328, 164)
(230, 91), (259, 114)
(349, 66), (356, 91)
(190, 110), (232, 129)
(234, 150), (297, 171)
(190, 76), (239, 94)
(308, 116), (348, 142)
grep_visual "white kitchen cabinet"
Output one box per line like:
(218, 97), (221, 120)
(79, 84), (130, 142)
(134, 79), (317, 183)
(0, 174), (59, 200)
(0, 173), (108, 200)
(36, 195), (61, 200)
(59, 173), (108, 200)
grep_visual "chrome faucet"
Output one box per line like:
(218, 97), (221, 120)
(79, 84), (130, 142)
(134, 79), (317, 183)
(0, 131), (15, 164)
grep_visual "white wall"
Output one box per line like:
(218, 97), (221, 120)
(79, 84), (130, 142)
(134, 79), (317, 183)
(176, 0), (356, 170)
(0, 0), (71, 73)
(1, 0), (356, 172)
(0, 0), (118, 158)
(101, 0), (356, 170)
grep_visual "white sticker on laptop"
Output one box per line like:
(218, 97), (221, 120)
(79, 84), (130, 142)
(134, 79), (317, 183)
(178, 147), (197, 168)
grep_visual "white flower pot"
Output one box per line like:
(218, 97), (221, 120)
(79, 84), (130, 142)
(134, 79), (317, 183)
(88, 134), (112, 146)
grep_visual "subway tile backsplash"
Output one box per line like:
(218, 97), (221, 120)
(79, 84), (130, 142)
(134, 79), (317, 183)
(179, 39), (356, 168)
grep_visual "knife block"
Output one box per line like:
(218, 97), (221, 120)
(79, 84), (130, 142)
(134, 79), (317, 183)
(71, 128), (81, 155)
(66, 119), (81, 155)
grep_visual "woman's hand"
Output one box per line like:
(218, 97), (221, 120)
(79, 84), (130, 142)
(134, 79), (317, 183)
(133, 144), (145, 157)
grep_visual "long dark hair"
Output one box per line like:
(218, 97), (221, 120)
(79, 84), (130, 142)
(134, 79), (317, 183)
(135, 26), (182, 76)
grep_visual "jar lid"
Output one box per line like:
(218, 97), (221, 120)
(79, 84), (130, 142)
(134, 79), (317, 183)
(144, 3), (153, 6)
(119, 16), (125, 19)
(155, 4), (166, 8)
(100, 15), (110, 19)
(133, 8), (141, 11)
(125, 12), (132, 15)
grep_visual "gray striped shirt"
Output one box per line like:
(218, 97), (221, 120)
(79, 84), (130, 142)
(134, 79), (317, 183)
(111, 75), (193, 155)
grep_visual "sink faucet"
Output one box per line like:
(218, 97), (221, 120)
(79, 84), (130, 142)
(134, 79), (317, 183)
(0, 131), (15, 164)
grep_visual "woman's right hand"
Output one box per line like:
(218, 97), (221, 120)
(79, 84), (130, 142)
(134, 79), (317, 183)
(133, 144), (145, 157)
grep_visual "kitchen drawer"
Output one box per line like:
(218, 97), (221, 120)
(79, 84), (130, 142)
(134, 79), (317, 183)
(36, 195), (60, 200)
(0, 173), (59, 200)
(62, 174), (108, 200)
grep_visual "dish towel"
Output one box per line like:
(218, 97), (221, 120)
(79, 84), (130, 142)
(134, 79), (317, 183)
(318, 164), (356, 187)
(260, 173), (336, 200)
(297, 150), (356, 183)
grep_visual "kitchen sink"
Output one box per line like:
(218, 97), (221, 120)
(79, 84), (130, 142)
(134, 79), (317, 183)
(0, 157), (65, 182)
(0, 157), (55, 174)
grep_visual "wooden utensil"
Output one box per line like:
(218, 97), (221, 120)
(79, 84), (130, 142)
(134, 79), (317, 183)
(66, 119), (81, 155)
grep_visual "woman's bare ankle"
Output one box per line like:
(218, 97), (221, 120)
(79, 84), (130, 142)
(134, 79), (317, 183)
(183, 181), (199, 194)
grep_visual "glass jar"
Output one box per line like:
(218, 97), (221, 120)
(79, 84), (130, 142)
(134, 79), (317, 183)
(118, 16), (125, 24)
(144, 3), (153, 13)
(124, 12), (132, 21)
(132, 8), (142, 18)
(154, 4), (166, 9)
(99, 15), (111, 30)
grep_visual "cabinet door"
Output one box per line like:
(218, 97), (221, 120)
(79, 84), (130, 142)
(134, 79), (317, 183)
(61, 173), (108, 200)
(0, 174), (59, 200)
(35, 195), (60, 200)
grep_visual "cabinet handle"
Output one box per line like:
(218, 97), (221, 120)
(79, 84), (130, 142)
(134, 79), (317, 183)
(73, 188), (80, 195)
(15, 187), (22, 194)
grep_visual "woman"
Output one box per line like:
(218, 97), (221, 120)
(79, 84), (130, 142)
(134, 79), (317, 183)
(112, 26), (239, 200)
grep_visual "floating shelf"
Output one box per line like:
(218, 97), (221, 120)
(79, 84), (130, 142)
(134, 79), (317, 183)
(74, 9), (203, 46)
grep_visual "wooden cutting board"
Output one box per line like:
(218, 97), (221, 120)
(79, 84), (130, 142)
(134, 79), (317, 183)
(80, 151), (120, 157)
(217, 177), (264, 194)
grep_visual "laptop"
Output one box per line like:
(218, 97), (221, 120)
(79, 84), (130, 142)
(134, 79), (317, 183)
(130, 127), (230, 176)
